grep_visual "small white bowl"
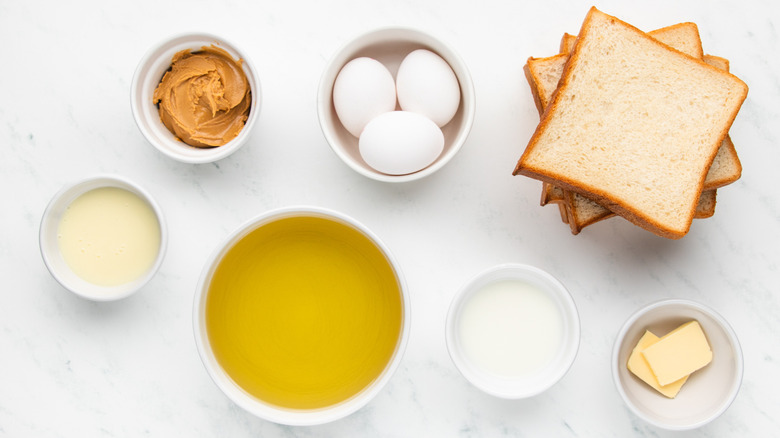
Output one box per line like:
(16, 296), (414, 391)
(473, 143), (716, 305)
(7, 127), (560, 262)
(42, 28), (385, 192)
(317, 27), (475, 183)
(192, 206), (410, 425)
(131, 32), (261, 163)
(612, 299), (743, 430)
(39, 175), (167, 301)
(446, 263), (580, 398)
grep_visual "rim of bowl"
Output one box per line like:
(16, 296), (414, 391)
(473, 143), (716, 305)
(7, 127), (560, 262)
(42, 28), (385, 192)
(130, 32), (262, 164)
(445, 263), (580, 399)
(192, 205), (411, 425)
(316, 26), (476, 183)
(611, 298), (744, 430)
(39, 174), (167, 301)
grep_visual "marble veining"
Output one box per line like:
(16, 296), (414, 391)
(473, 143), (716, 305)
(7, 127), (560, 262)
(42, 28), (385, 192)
(2, 0), (779, 436)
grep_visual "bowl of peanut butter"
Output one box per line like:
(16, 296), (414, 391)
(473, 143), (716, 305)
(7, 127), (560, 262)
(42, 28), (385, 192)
(131, 33), (261, 163)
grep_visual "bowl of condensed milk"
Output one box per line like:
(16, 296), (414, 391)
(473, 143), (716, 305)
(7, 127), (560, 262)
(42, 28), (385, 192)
(39, 175), (167, 301)
(446, 263), (580, 398)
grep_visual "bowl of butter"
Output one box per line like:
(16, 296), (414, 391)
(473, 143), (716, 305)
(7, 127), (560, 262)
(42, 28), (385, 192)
(612, 299), (743, 430)
(131, 32), (261, 163)
(39, 175), (167, 301)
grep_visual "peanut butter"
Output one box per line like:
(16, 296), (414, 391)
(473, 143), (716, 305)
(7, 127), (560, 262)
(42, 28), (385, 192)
(153, 45), (251, 148)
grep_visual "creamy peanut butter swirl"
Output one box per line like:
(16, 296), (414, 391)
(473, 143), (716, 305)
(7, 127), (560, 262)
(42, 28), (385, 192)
(153, 45), (251, 148)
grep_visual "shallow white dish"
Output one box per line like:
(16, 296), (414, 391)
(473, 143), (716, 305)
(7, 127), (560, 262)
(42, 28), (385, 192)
(317, 26), (475, 183)
(446, 263), (580, 398)
(612, 299), (743, 430)
(131, 32), (261, 163)
(192, 206), (410, 426)
(39, 175), (167, 301)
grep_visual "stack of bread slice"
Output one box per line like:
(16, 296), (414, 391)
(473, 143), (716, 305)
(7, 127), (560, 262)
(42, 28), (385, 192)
(514, 7), (748, 239)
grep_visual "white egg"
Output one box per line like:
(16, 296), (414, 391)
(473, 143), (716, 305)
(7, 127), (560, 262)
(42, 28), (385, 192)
(359, 111), (444, 175)
(396, 49), (461, 128)
(332, 57), (397, 137)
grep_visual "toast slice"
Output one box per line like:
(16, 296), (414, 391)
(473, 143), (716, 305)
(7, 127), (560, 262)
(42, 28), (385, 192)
(514, 7), (748, 239)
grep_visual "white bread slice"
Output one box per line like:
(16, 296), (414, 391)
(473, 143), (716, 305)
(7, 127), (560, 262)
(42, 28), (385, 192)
(560, 33), (577, 54)
(702, 55), (742, 189)
(560, 22), (704, 58)
(563, 190), (615, 235)
(540, 181), (564, 205)
(527, 25), (738, 234)
(528, 24), (740, 192)
(539, 183), (718, 234)
(539, 182), (569, 223)
(539, 55), (741, 193)
(563, 189), (718, 234)
(706, 133), (741, 189)
(525, 54), (568, 114)
(694, 189), (717, 219)
(514, 7), (748, 239)
(530, 27), (740, 233)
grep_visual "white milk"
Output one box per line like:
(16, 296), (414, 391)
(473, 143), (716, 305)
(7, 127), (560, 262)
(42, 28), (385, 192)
(57, 187), (160, 286)
(458, 279), (563, 378)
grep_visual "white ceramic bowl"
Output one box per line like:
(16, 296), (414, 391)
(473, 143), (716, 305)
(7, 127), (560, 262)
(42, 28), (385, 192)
(131, 32), (261, 163)
(612, 299), (743, 430)
(446, 263), (580, 398)
(192, 206), (410, 425)
(317, 27), (475, 183)
(39, 175), (167, 301)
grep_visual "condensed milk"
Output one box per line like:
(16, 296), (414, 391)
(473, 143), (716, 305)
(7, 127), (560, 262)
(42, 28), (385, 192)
(57, 186), (161, 286)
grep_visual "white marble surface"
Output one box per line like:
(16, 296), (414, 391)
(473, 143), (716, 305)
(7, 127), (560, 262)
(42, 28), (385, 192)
(2, 0), (778, 436)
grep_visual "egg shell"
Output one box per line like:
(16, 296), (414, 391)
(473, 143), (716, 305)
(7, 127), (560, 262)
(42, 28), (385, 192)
(396, 49), (461, 128)
(333, 57), (397, 137)
(359, 111), (445, 175)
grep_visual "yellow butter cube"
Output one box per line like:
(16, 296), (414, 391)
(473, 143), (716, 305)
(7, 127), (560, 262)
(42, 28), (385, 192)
(627, 330), (688, 398)
(641, 321), (712, 386)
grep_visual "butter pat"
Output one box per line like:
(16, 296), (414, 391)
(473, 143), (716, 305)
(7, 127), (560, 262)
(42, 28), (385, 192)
(627, 330), (688, 398)
(642, 321), (712, 386)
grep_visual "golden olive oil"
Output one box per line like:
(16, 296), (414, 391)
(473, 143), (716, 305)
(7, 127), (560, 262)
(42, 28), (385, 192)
(206, 215), (403, 409)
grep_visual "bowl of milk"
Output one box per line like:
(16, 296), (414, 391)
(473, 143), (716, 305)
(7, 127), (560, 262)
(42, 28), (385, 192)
(39, 175), (167, 301)
(446, 263), (580, 398)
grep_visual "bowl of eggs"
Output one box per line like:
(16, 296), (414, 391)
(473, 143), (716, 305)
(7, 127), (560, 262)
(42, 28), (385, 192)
(317, 27), (476, 182)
